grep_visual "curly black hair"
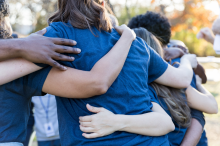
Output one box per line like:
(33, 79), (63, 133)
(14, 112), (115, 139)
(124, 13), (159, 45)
(128, 11), (171, 46)
(0, 0), (9, 18)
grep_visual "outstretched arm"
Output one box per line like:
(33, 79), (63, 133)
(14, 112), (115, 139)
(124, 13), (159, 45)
(79, 103), (175, 139)
(155, 54), (196, 89)
(43, 25), (136, 98)
(186, 75), (218, 114)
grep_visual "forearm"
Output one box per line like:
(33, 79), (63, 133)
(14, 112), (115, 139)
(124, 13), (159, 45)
(186, 86), (218, 114)
(178, 58), (193, 85)
(0, 39), (22, 61)
(181, 118), (203, 146)
(115, 112), (174, 136)
(43, 32), (134, 98)
(90, 31), (133, 89)
(193, 64), (207, 84)
(0, 58), (41, 85)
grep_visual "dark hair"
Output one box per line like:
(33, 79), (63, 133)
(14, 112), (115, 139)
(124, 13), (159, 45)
(0, 0), (11, 39)
(49, 0), (113, 33)
(128, 11), (171, 46)
(133, 27), (191, 128)
(0, 0), (9, 19)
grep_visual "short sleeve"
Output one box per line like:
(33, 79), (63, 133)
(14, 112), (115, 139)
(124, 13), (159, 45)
(35, 23), (64, 68)
(148, 85), (160, 104)
(191, 108), (205, 128)
(147, 45), (168, 83)
(23, 66), (52, 97)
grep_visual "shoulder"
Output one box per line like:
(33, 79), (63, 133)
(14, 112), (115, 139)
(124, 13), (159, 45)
(45, 22), (73, 38)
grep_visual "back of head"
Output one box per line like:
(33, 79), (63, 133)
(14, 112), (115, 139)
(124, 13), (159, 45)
(128, 11), (171, 47)
(0, 0), (12, 39)
(49, 0), (113, 33)
(133, 27), (191, 128)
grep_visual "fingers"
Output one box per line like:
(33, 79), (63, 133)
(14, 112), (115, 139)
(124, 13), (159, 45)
(80, 125), (95, 133)
(79, 115), (93, 122)
(51, 38), (77, 46)
(86, 104), (102, 113)
(52, 53), (75, 62)
(46, 59), (67, 71)
(54, 45), (81, 54)
(79, 122), (91, 127)
(34, 28), (47, 35)
(82, 133), (99, 139)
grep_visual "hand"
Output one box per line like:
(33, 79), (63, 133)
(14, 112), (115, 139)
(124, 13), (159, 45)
(19, 28), (81, 70)
(164, 47), (185, 61)
(115, 24), (136, 41)
(212, 18), (220, 35)
(197, 27), (215, 44)
(195, 75), (202, 87)
(181, 54), (198, 69)
(79, 104), (117, 139)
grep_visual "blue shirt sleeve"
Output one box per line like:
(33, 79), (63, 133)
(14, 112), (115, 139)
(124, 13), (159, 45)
(147, 45), (168, 83)
(23, 66), (52, 97)
(191, 108), (205, 128)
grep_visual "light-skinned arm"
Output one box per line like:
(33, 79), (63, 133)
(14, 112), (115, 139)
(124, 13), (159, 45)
(154, 54), (196, 88)
(79, 103), (175, 139)
(180, 118), (203, 146)
(42, 25), (135, 98)
(186, 75), (218, 114)
(0, 25), (136, 99)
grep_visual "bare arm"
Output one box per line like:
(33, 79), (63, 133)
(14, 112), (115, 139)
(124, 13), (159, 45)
(79, 103), (175, 139)
(186, 76), (218, 114)
(0, 29), (79, 70)
(181, 118), (203, 146)
(154, 54), (196, 89)
(43, 26), (135, 98)
(0, 59), (41, 85)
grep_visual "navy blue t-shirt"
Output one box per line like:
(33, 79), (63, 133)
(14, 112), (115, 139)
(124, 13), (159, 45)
(0, 67), (51, 143)
(44, 22), (169, 146)
(149, 58), (205, 145)
(171, 58), (205, 128)
(149, 85), (187, 146)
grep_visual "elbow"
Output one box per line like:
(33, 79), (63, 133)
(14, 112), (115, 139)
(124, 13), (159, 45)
(163, 116), (175, 133)
(94, 79), (109, 95)
(96, 84), (109, 95)
(179, 78), (191, 89)
(168, 117), (175, 132)
(210, 104), (218, 114)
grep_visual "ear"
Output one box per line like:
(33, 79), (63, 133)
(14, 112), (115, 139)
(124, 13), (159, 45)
(102, 1), (105, 7)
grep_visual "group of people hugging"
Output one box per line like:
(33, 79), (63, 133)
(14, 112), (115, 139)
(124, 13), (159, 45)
(0, 0), (219, 146)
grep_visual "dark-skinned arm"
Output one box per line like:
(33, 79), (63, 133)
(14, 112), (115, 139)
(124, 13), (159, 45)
(0, 29), (80, 70)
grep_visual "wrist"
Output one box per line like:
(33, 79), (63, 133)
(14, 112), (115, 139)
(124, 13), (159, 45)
(114, 115), (128, 132)
(122, 30), (135, 42)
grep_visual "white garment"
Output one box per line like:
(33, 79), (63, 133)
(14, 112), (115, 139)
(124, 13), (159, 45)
(32, 94), (60, 141)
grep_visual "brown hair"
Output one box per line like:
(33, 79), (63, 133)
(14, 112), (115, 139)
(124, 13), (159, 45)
(49, 0), (113, 33)
(133, 27), (191, 128)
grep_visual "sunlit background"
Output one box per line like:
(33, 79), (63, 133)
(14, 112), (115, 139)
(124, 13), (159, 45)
(8, 0), (220, 145)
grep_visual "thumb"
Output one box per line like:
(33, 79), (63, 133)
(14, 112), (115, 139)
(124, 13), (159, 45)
(86, 104), (102, 113)
(34, 28), (47, 35)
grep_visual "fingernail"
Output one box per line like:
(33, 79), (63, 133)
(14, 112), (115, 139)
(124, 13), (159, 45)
(71, 57), (75, 60)
(63, 66), (67, 70)
(73, 41), (77, 45)
(77, 48), (81, 53)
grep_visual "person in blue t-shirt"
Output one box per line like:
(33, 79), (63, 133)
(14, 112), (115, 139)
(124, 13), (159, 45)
(79, 28), (217, 146)
(0, 1), (198, 146)
(0, 23), (139, 145)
